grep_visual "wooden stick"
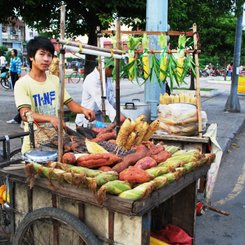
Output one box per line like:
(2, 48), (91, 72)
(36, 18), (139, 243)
(193, 23), (203, 137)
(204, 204), (230, 216)
(97, 28), (106, 120)
(57, 5), (65, 162)
(115, 18), (121, 134)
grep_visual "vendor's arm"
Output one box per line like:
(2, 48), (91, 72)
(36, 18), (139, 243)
(19, 107), (65, 130)
(66, 100), (95, 122)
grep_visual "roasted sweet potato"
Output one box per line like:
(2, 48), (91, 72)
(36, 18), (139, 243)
(147, 144), (165, 156)
(62, 152), (76, 165)
(119, 166), (152, 183)
(91, 131), (117, 142)
(112, 144), (149, 173)
(98, 166), (113, 172)
(151, 151), (171, 163)
(76, 153), (121, 168)
(134, 156), (157, 170)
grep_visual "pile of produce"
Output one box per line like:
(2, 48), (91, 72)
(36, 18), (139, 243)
(25, 115), (215, 204)
(106, 33), (195, 90)
(160, 92), (196, 105)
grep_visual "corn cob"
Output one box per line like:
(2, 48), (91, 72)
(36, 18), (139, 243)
(152, 175), (168, 189)
(176, 35), (187, 80)
(142, 33), (150, 80)
(96, 180), (132, 205)
(85, 139), (108, 154)
(163, 145), (180, 154)
(125, 131), (137, 150)
(158, 33), (168, 81)
(135, 121), (149, 145)
(119, 181), (155, 201)
(85, 171), (119, 192)
(127, 35), (141, 81)
(142, 119), (160, 141)
(116, 118), (134, 147)
(158, 150), (201, 167)
(95, 171), (118, 186)
(55, 162), (102, 177)
(25, 162), (86, 186)
(128, 51), (135, 81)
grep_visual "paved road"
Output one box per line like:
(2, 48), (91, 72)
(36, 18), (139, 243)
(196, 125), (245, 245)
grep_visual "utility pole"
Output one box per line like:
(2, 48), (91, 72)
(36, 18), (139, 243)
(145, 0), (168, 120)
(224, 1), (244, 112)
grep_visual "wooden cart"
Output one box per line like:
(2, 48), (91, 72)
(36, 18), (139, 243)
(0, 135), (211, 245)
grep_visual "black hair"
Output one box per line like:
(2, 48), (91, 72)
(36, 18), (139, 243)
(27, 36), (55, 68)
(12, 49), (18, 56)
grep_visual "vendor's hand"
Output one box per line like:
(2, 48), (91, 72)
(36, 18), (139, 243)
(120, 114), (127, 123)
(83, 108), (95, 122)
(49, 116), (66, 130)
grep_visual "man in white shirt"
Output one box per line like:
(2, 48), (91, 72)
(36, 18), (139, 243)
(75, 65), (126, 126)
(0, 55), (7, 68)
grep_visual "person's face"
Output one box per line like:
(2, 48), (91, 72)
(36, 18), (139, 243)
(105, 67), (113, 77)
(31, 49), (53, 71)
(11, 50), (15, 57)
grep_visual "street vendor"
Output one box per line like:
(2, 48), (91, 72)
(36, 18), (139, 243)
(75, 62), (126, 127)
(14, 36), (95, 153)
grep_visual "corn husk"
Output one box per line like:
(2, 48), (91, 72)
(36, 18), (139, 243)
(96, 180), (132, 205)
(119, 181), (155, 201)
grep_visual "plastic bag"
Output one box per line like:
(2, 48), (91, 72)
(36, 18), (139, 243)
(157, 103), (207, 136)
(151, 224), (193, 245)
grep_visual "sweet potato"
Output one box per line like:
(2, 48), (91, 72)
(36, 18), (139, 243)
(77, 153), (121, 168)
(134, 156), (157, 170)
(98, 166), (113, 172)
(91, 131), (116, 142)
(112, 144), (149, 173)
(147, 144), (165, 156)
(119, 166), (152, 183)
(151, 151), (171, 163)
(62, 152), (76, 165)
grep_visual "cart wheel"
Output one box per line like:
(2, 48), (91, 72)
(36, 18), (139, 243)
(13, 207), (100, 245)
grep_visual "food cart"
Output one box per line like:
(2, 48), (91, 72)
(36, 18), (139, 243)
(0, 7), (215, 245)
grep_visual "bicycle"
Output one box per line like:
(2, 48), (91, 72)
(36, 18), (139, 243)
(0, 72), (12, 90)
(67, 69), (84, 84)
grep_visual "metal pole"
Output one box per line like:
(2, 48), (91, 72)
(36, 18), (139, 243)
(58, 5), (65, 162)
(145, 0), (168, 120)
(224, 1), (243, 112)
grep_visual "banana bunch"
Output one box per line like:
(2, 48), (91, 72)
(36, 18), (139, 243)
(160, 92), (196, 105)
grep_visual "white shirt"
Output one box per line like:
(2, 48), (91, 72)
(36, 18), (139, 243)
(0, 56), (6, 66)
(75, 68), (116, 126)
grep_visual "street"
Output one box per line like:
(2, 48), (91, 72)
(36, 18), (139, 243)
(196, 124), (245, 245)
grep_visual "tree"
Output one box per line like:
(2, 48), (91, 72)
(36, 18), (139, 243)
(0, 1), (146, 74)
(0, 0), (236, 73)
(0, 45), (8, 56)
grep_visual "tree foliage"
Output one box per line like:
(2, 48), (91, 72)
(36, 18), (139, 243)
(0, 0), (242, 69)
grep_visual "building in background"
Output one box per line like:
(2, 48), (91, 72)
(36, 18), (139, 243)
(0, 18), (38, 53)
